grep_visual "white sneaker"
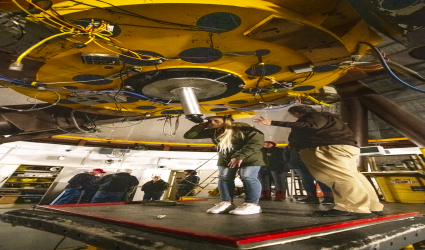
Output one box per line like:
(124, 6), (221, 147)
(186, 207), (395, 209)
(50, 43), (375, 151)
(206, 202), (237, 214)
(229, 203), (262, 215)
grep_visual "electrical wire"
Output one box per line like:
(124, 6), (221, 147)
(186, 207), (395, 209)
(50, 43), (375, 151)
(0, 21), (25, 48)
(2, 73), (295, 112)
(0, 89), (60, 111)
(65, 0), (207, 31)
(292, 68), (347, 87)
(53, 236), (66, 250)
(14, 0), (161, 65)
(97, 118), (146, 129)
(70, 109), (95, 133)
(359, 42), (425, 94)
(14, 30), (74, 64)
(11, 0), (60, 30)
(84, 113), (98, 128)
(118, 22), (204, 31)
(295, 72), (313, 84)
(94, 39), (161, 61)
(52, 113), (74, 133)
(162, 115), (180, 136)
(303, 94), (331, 106)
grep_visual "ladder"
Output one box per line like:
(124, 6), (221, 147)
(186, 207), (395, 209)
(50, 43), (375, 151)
(189, 169), (219, 196)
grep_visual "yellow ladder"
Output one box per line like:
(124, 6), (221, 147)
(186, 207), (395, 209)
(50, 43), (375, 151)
(189, 169), (219, 196)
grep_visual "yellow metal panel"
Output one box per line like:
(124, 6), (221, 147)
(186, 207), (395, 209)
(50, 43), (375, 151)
(4, 0), (381, 117)
(375, 175), (425, 203)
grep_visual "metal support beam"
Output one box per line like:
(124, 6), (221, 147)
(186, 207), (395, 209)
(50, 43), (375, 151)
(335, 81), (425, 147)
(335, 84), (369, 170)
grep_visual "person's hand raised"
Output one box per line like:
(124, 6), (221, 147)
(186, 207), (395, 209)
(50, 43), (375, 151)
(197, 122), (209, 127)
(253, 116), (272, 125)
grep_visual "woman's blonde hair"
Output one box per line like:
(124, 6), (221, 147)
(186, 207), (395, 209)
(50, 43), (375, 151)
(212, 117), (245, 153)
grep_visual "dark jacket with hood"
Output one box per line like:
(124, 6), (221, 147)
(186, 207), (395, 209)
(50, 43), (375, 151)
(97, 172), (139, 192)
(184, 123), (266, 167)
(271, 112), (357, 150)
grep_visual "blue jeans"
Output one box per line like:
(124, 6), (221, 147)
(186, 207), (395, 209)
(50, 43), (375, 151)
(52, 188), (82, 205)
(143, 192), (163, 201)
(289, 147), (332, 196)
(218, 166), (261, 203)
(271, 171), (288, 191)
(91, 191), (124, 203)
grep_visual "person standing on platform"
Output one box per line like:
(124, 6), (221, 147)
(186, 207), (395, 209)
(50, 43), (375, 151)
(92, 169), (139, 203)
(184, 115), (265, 215)
(284, 145), (334, 204)
(52, 168), (103, 205)
(175, 170), (200, 200)
(254, 105), (383, 217)
(259, 141), (289, 201)
(142, 176), (169, 201)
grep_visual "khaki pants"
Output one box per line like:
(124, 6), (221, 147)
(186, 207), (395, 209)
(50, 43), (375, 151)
(299, 145), (383, 213)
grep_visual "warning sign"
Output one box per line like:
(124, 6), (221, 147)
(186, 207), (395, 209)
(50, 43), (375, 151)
(390, 180), (418, 184)
(411, 186), (425, 191)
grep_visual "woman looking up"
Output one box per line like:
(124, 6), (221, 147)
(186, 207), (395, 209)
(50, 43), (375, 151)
(184, 115), (266, 215)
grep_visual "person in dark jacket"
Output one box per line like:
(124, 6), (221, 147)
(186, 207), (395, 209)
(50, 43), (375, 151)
(254, 105), (383, 217)
(259, 141), (289, 201)
(142, 176), (169, 200)
(184, 115), (266, 215)
(92, 169), (139, 203)
(175, 170), (200, 200)
(80, 170), (107, 203)
(52, 168), (103, 205)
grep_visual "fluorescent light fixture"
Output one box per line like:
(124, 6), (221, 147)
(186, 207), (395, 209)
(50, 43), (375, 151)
(360, 146), (386, 155)
(58, 156), (66, 160)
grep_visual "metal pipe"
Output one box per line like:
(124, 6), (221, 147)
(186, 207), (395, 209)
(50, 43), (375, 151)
(359, 94), (425, 147)
(172, 87), (203, 123)
(335, 81), (425, 147)
(336, 84), (369, 170)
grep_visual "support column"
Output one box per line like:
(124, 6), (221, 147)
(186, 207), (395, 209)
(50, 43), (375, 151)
(335, 84), (369, 170)
(336, 81), (425, 147)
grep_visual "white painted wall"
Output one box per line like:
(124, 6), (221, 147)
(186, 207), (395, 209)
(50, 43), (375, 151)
(0, 141), (218, 170)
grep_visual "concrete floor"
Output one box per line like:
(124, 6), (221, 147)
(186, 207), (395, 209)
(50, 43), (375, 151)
(0, 204), (87, 250)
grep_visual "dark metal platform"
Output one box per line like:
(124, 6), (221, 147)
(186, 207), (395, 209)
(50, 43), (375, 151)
(2, 199), (425, 250)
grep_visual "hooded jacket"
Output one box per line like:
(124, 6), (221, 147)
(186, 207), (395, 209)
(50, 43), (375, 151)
(184, 123), (266, 167)
(271, 112), (357, 150)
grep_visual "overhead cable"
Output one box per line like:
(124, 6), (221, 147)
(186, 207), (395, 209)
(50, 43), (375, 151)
(359, 42), (425, 94)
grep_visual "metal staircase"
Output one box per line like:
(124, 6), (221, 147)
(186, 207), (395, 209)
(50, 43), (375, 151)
(190, 169), (219, 196)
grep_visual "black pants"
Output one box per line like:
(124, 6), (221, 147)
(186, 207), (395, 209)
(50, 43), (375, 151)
(175, 189), (193, 200)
